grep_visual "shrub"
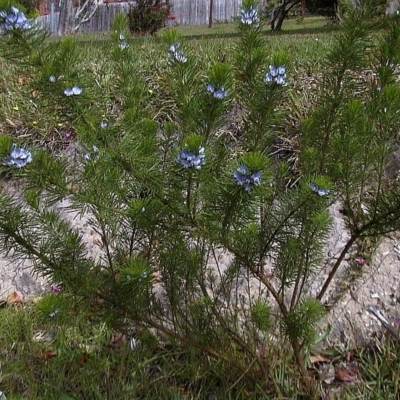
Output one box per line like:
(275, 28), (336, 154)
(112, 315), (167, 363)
(0, 0), (39, 17)
(0, 0), (400, 398)
(127, 0), (171, 35)
(0, 0), (27, 14)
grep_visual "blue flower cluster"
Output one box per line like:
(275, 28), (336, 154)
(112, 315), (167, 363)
(48, 309), (59, 318)
(206, 83), (228, 99)
(0, 7), (30, 31)
(64, 86), (82, 96)
(3, 144), (32, 168)
(233, 165), (262, 192)
(240, 7), (259, 25)
(49, 75), (57, 83)
(309, 184), (330, 196)
(177, 147), (205, 170)
(83, 145), (99, 162)
(118, 33), (129, 49)
(169, 43), (187, 63)
(263, 65), (287, 85)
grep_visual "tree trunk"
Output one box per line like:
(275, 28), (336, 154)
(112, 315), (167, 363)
(208, 0), (214, 28)
(270, 5), (279, 30)
(271, 0), (301, 31)
(274, 7), (288, 31)
(58, 0), (73, 36)
(332, 0), (341, 22)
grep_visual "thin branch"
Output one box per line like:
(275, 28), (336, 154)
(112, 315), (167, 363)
(317, 234), (357, 300)
(73, 0), (98, 31)
(196, 274), (268, 377)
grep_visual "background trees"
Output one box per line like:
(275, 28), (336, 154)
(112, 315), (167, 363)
(57, 0), (98, 35)
(268, 0), (339, 31)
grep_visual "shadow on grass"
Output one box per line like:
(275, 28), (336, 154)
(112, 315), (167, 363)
(183, 24), (339, 42)
(56, 21), (338, 46)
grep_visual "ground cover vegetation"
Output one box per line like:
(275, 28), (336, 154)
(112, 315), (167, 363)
(0, 0), (400, 398)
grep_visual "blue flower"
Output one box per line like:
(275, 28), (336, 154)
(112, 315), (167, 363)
(0, 6), (31, 31)
(3, 144), (32, 168)
(240, 7), (259, 25)
(263, 65), (287, 85)
(169, 43), (180, 53)
(309, 183), (330, 196)
(206, 83), (214, 94)
(206, 83), (228, 99)
(100, 121), (108, 129)
(64, 86), (82, 96)
(172, 51), (187, 63)
(116, 32), (129, 49)
(233, 165), (262, 192)
(177, 147), (205, 170)
(48, 309), (59, 318)
(275, 75), (285, 85)
(119, 41), (129, 49)
(169, 43), (187, 63)
(83, 145), (99, 162)
(48, 75), (57, 83)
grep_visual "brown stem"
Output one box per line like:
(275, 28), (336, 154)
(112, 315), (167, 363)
(249, 264), (288, 316)
(290, 337), (317, 399)
(196, 275), (268, 377)
(93, 288), (238, 369)
(0, 223), (56, 270)
(317, 234), (357, 301)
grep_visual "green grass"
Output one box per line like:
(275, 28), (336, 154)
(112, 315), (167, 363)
(63, 16), (336, 67)
(166, 16), (332, 37)
(0, 16), (335, 150)
(1, 298), (400, 399)
(0, 296), (290, 399)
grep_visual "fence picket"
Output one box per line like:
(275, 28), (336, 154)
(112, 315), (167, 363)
(34, 0), (259, 34)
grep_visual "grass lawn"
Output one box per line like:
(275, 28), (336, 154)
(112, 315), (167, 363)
(0, 16), (335, 146)
(169, 15), (333, 37)
(68, 16), (337, 67)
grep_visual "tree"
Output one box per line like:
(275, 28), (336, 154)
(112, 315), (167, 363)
(307, 0), (340, 21)
(269, 0), (339, 31)
(58, 0), (98, 36)
(269, 0), (300, 31)
(208, 0), (214, 28)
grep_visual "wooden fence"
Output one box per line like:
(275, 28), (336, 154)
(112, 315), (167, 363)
(35, 2), (131, 34)
(34, 0), (256, 34)
(171, 0), (244, 25)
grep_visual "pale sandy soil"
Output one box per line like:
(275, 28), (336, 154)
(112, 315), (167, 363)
(1, 174), (399, 346)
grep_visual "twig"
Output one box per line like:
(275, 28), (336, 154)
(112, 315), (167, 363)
(228, 358), (257, 392)
(367, 306), (400, 341)
(317, 234), (357, 300)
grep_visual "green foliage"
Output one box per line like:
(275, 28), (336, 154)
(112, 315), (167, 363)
(127, 0), (171, 35)
(250, 299), (271, 332)
(0, 0), (40, 18)
(1, 2), (400, 398)
(283, 298), (325, 346)
(0, 0), (26, 14)
(355, 338), (400, 398)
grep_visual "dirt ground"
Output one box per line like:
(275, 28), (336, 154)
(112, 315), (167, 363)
(1, 177), (399, 346)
